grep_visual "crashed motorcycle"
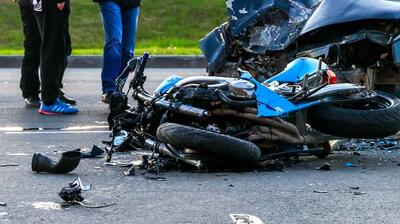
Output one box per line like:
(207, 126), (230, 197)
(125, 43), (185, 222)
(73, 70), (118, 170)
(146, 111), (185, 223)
(200, 0), (400, 94)
(106, 53), (400, 168)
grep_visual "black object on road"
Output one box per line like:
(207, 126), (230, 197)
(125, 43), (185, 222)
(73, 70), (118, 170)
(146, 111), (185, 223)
(0, 202), (6, 206)
(59, 178), (115, 209)
(79, 145), (105, 159)
(0, 164), (19, 167)
(317, 163), (331, 171)
(31, 151), (81, 174)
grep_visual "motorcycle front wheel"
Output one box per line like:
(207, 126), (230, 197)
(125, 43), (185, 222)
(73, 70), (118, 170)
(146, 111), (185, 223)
(156, 123), (261, 164)
(307, 91), (400, 138)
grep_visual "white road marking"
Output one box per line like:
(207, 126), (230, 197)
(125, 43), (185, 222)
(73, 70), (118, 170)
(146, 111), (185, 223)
(0, 125), (109, 134)
(5, 130), (109, 135)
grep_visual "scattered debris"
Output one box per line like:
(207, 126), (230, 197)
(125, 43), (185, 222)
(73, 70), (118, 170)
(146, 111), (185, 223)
(230, 214), (264, 224)
(352, 191), (367, 195)
(59, 177), (116, 209)
(229, 184), (234, 187)
(113, 130), (129, 147)
(353, 152), (361, 156)
(0, 202), (6, 206)
(79, 145), (105, 159)
(104, 161), (132, 167)
(313, 190), (328, 194)
(317, 163), (331, 171)
(0, 164), (19, 167)
(124, 165), (135, 176)
(349, 186), (360, 190)
(345, 162), (357, 168)
(143, 174), (167, 181)
(339, 138), (399, 151)
(59, 177), (92, 203)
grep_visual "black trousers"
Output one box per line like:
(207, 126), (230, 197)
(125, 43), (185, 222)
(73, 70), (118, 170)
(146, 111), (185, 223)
(32, 0), (71, 105)
(19, 3), (41, 98)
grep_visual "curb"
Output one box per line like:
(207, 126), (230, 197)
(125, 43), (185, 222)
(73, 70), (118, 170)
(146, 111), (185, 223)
(0, 55), (208, 68)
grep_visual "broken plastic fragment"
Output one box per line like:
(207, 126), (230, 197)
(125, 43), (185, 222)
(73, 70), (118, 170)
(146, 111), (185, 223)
(59, 177), (91, 203)
(317, 163), (331, 171)
(313, 190), (328, 193)
(345, 162), (357, 168)
(79, 145), (105, 159)
(230, 214), (264, 224)
(124, 165), (135, 176)
(113, 130), (128, 147)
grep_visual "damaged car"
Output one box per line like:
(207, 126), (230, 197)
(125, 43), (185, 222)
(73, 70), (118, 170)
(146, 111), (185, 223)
(200, 0), (400, 95)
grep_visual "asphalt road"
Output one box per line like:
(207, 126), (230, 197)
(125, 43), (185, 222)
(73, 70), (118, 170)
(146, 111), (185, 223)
(1, 68), (400, 224)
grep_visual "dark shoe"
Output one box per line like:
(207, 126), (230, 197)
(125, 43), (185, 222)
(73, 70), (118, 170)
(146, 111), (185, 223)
(60, 94), (77, 105)
(25, 95), (41, 108)
(102, 93), (112, 104)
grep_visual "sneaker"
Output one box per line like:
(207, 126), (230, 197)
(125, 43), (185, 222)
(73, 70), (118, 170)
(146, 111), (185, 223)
(102, 93), (112, 104)
(59, 94), (77, 105)
(39, 99), (79, 115)
(25, 95), (41, 108)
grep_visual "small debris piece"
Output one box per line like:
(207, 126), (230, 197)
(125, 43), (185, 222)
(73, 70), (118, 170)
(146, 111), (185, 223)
(349, 186), (360, 190)
(0, 164), (19, 167)
(317, 163), (331, 171)
(124, 165), (135, 176)
(345, 162), (357, 168)
(313, 190), (328, 194)
(144, 175), (166, 181)
(229, 184), (234, 187)
(104, 161), (132, 167)
(0, 202), (6, 206)
(230, 214), (264, 224)
(80, 145), (105, 159)
(353, 152), (361, 156)
(353, 191), (367, 195)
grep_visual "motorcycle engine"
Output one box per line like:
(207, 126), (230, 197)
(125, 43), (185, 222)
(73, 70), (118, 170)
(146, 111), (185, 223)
(228, 80), (256, 99)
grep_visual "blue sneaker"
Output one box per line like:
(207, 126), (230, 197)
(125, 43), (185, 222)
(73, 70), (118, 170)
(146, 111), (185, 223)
(39, 99), (79, 115)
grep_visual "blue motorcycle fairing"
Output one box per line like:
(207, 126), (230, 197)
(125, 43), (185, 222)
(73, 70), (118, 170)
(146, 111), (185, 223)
(241, 71), (320, 117)
(265, 57), (328, 84)
(153, 75), (184, 95)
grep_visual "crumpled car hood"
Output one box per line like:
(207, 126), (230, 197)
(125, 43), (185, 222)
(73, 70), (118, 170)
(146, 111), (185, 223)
(301, 0), (400, 35)
(228, 0), (400, 52)
(227, 0), (319, 36)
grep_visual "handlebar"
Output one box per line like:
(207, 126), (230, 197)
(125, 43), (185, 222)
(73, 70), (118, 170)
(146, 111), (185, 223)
(130, 52), (150, 89)
(137, 52), (150, 77)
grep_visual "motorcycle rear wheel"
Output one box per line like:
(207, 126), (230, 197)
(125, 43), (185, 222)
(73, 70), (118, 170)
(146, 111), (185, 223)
(307, 91), (400, 138)
(156, 123), (261, 163)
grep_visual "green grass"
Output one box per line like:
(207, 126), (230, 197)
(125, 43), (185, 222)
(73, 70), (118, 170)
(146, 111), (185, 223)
(0, 0), (226, 55)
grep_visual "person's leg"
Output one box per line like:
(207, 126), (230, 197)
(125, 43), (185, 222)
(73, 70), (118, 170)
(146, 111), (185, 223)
(59, 0), (71, 90)
(58, 0), (77, 105)
(99, 2), (123, 94)
(34, 0), (64, 105)
(18, 3), (41, 100)
(120, 7), (140, 74)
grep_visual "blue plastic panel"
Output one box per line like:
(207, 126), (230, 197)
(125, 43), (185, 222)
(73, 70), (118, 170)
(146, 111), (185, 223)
(265, 57), (328, 84)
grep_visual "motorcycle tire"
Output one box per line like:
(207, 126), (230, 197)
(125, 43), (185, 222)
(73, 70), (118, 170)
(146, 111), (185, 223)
(308, 91), (400, 138)
(156, 123), (261, 163)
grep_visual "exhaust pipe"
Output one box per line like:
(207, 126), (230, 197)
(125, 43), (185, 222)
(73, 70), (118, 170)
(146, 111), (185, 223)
(31, 151), (81, 174)
(144, 138), (201, 168)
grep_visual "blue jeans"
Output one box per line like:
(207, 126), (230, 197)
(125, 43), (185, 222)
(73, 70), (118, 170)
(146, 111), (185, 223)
(99, 2), (140, 94)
